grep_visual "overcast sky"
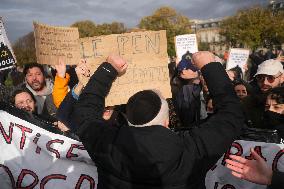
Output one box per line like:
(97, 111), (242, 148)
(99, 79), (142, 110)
(0, 0), (268, 43)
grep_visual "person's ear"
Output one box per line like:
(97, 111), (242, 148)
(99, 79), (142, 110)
(163, 119), (169, 128)
(280, 74), (284, 83)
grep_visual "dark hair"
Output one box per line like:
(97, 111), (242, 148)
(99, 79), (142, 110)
(268, 87), (284, 104)
(229, 66), (243, 81)
(10, 88), (36, 105)
(233, 80), (252, 96)
(23, 63), (45, 77)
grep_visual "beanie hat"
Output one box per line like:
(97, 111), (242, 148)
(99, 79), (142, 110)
(126, 90), (168, 126)
(255, 59), (284, 76)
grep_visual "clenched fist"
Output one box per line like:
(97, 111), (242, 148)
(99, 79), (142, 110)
(192, 51), (216, 70)
(107, 55), (128, 76)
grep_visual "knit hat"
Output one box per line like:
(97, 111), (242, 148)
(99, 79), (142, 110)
(126, 90), (169, 126)
(255, 59), (284, 76)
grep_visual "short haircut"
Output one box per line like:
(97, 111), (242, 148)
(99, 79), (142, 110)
(268, 87), (284, 104)
(23, 63), (45, 77)
(10, 87), (36, 105)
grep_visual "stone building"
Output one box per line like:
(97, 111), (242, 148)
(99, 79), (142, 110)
(191, 18), (227, 56)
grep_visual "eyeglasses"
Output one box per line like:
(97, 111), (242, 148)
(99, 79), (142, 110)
(255, 74), (282, 83)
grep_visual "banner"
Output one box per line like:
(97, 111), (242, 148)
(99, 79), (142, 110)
(205, 140), (284, 189)
(0, 17), (16, 71)
(33, 22), (81, 66)
(175, 34), (198, 62)
(226, 48), (250, 73)
(0, 110), (98, 189)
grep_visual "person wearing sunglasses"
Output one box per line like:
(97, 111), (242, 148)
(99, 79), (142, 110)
(242, 59), (284, 129)
(255, 59), (284, 92)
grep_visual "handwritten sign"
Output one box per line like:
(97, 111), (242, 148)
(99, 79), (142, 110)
(34, 22), (81, 65)
(0, 17), (16, 71)
(226, 48), (250, 72)
(175, 34), (198, 62)
(33, 22), (171, 106)
(0, 109), (98, 189)
(80, 30), (171, 106)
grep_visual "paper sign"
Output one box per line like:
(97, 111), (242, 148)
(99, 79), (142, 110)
(0, 17), (16, 71)
(226, 48), (250, 72)
(175, 34), (198, 61)
(34, 22), (81, 65)
(80, 30), (171, 106)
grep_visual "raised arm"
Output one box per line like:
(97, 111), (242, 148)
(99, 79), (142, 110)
(180, 52), (245, 161)
(71, 55), (127, 154)
(52, 61), (70, 108)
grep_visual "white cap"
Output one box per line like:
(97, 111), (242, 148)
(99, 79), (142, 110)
(255, 59), (284, 76)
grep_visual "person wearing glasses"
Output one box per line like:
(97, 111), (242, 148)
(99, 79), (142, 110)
(242, 59), (284, 128)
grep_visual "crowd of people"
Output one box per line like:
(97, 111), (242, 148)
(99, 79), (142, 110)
(0, 48), (283, 188)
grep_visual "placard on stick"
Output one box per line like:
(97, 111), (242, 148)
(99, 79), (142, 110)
(33, 22), (80, 65)
(80, 30), (171, 106)
(0, 17), (16, 71)
(227, 48), (250, 72)
(175, 34), (198, 61)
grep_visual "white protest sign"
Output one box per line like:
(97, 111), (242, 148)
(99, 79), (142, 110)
(226, 48), (249, 73)
(175, 34), (198, 61)
(0, 17), (16, 71)
(0, 110), (98, 189)
(205, 140), (284, 189)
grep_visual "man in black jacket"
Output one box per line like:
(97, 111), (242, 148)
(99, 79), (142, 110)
(72, 51), (245, 189)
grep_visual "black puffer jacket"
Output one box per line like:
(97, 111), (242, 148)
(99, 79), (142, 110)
(72, 62), (245, 189)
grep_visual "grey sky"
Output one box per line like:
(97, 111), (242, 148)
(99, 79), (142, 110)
(0, 0), (268, 43)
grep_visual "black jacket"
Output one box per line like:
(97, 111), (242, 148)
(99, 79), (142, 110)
(72, 62), (245, 189)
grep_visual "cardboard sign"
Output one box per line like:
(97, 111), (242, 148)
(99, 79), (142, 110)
(226, 48), (250, 72)
(0, 17), (16, 71)
(0, 110), (98, 189)
(80, 30), (171, 105)
(34, 22), (170, 106)
(34, 22), (81, 65)
(175, 34), (198, 62)
(206, 140), (284, 189)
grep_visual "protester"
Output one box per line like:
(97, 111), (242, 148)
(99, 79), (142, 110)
(10, 87), (77, 138)
(226, 66), (243, 82)
(52, 60), (70, 108)
(242, 59), (284, 128)
(263, 87), (284, 136)
(71, 52), (244, 189)
(233, 80), (251, 100)
(11, 88), (36, 113)
(172, 54), (202, 127)
(225, 87), (284, 189)
(23, 63), (57, 117)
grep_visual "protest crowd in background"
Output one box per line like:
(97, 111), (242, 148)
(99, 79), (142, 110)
(0, 17), (284, 189)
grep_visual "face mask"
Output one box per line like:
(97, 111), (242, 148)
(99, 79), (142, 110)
(264, 111), (284, 129)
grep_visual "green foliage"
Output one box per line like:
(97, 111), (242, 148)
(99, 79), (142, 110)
(198, 42), (210, 51)
(96, 22), (127, 35)
(71, 20), (127, 37)
(71, 20), (97, 38)
(12, 32), (36, 66)
(220, 6), (284, 50)
(138, 6), (192, 56)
